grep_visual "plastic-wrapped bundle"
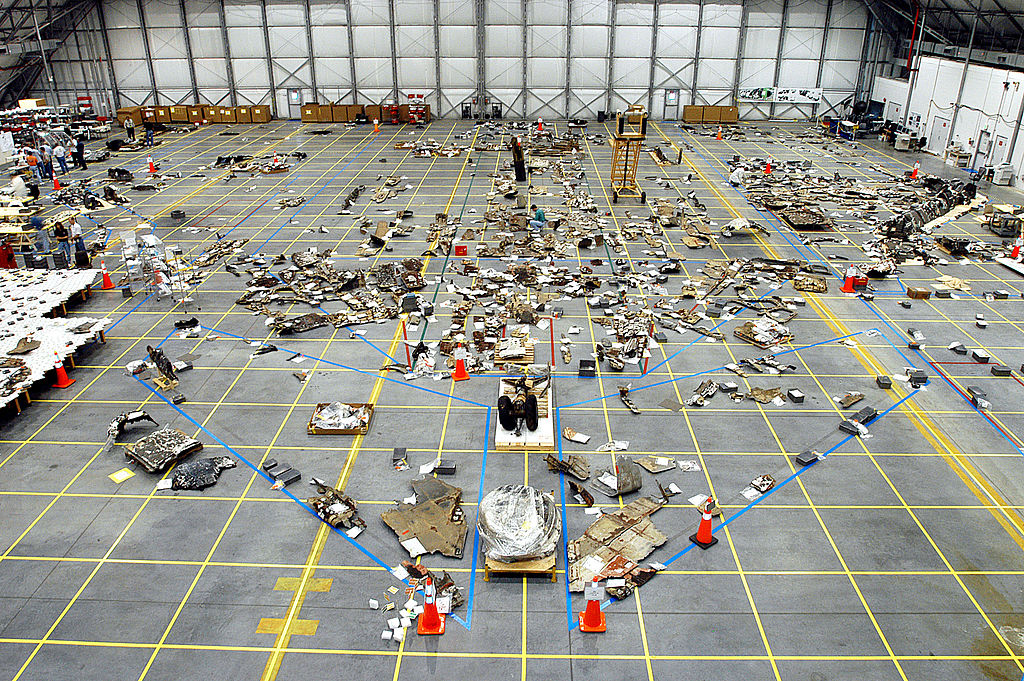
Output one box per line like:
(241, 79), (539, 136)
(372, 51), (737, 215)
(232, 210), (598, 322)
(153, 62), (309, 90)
(477, 484), (560, 562)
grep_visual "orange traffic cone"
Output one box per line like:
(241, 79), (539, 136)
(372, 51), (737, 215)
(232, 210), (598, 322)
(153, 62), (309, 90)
(1012, 236), (1022, 259)
(716, 126), (723, 141)
(52, 352), (75, 389)
(148, 155), (157, 173)
(689, 496), (718, 549)
(910, 162), (919, 179)
(578, 580), (607, 633)
(537, 117), (544, 132)
(416, 576), (445, 636)
(840, 265), (858, 294)
(100, 260), (115, 290)
(373, 118), (380, 133)
(52, 175), (61, 191)
(453, 357), (470, 382)
(764, 158), (772, 174)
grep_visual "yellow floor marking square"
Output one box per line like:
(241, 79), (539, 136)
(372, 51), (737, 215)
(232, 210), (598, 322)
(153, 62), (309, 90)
(256, 617), (318, 636)
(108, 468), (135, 484)
(273, 576), (332, 592)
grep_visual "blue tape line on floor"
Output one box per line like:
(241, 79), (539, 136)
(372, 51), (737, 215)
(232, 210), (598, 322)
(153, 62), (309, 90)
(132, 375), (472, 631)
(196, 324), (490, 407)
(564, 388), (919, 631)
(461, 405), (492, 629)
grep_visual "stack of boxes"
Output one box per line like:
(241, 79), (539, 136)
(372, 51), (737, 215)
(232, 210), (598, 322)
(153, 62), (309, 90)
(681, 105), (740, 124)
(115, 104), (272, 126)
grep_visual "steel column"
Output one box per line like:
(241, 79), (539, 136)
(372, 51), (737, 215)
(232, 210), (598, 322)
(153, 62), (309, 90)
(900, 3), (926, 128)
(132, 0), (158, 105)
(813, 0), (833, 116)
(93, 0), (119, 111)
(388, 0), (399, 103)
(565, 0), (572, 118)
(605, 0), (615, 115)
(769, 0), (788, 118)
(732, 0), (749, 106)
(178, 0), (199, 104)
(947, 8), (979, 147)
(522, 0), (528, 118)
(433, 0), (442, 114)
(690, 0), (704, 106)
(343, 0), (357, 103)
(303, 0), (320, 102)
(853, 13), (872, 104)
(31, 0), (58, 108)
(259, 0), (277, 115)
(475, 0), (485, 111)
(215, 0), (237, 106)
(647, 0), (659, 115)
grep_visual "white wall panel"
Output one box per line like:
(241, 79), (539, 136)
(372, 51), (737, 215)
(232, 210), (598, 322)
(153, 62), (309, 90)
(266, 0), (306, 25)
(660, 3), (699, 25)
(189, 27), (225, 58)
(697, 59), (735, 88)
(227, 27), (266, 58)
(486, 25), (522, 57)
(315, 58), (353, 86)
(527, 58), (566, 88)
(611, 58), (649, 87)
(269, 26), (309, 58)
(187, 0), (224, 27)
(273, 58), (310, 86)
(820, 61), (858, 90)
(529, 0), (566, 25)
(233, 59), (270, 87)
(825, 28), (864, 61)
(486, 0), (519, 24)
(700, 27), (740, 59)
(438, 0), (474, 25)
(351, 25), (390, 57)
(395, 0), (432, 24)
(103, 0), (140, 28)
(656, 25), (697, 56)
(439, 26), (475, 57)
(529, 26), (567, 57)
(570, 58), (606, 87)
(396, 25), (434, 58)
(615, 3), (652, 25)
(195, 59), (229, 87)
(107, 28), (145, 60)
(312, 26), (350, 57)
(309, 2), (347, 24)
(148, 29), (187, 59)
(398, 58), (436, 87)
(152, 59), (190, 87)
(486, 58), (523, 88)
(654, 59), (695, 88)
(613, 26), (651, 58)
(739, 58), (776, 86)
(440, 58), (475, 88)
(142, 2), (180, 28)
(744, 27), (780, 58)
(224, 0), (262, 25)
(572, 25), (608, 57)
(353, 58), (391, 87)
(571, 0), (607, 25)
(778, 59), (819, 86)
(783, 28), (823, 60)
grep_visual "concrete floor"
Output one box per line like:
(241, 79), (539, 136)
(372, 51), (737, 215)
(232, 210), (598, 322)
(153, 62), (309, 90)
(1, 118), (1024, 681)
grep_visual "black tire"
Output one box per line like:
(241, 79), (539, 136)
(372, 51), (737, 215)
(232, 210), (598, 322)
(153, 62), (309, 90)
(498, 395), (516, 431)
(641, 191), (647, 203)
(524, 394), (539, 431)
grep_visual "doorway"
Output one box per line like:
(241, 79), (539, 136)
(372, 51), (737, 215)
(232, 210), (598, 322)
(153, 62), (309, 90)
(928, 115), (950, 154)
(287, 88), (305, 120)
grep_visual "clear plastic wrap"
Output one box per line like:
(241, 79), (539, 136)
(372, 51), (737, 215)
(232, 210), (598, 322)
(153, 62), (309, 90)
(477, 484), (560, 562)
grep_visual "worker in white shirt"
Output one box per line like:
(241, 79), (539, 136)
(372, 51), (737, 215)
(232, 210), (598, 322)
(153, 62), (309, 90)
(729, 166), (745, 186)
(52, 144), (68, 175)
(70, 218), (86, 253)
(8, 172), (28, 200)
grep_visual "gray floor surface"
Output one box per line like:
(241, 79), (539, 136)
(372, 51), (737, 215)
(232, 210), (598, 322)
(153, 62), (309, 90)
(0, 117), (1023, 681)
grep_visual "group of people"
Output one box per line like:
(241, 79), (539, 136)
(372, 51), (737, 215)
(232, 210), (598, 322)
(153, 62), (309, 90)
(22, 137), (88, 182)
(123, 117), (155, 146)
(29, 215), (87, 267)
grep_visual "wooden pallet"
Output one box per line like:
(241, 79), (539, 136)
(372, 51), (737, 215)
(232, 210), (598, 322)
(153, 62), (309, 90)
(484, 554), (556, 582)
(494, 377), (555, 452)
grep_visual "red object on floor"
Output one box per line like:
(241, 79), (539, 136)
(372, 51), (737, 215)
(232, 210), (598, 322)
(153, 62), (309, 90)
(453, 244), (468, 256)
(416, 577), (445, 635)
(100, 260), (115, 290)
(52, 352), (75, 389)
(689, 496), (719, 549)
(578, 580), (607, 633)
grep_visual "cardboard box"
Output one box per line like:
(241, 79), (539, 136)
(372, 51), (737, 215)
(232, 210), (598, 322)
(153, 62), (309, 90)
(300, 104), (319, 122)
(682, 105), (703, 123)
(347, 104), (364, 120)
(365, 104), (382, 124)
(201, 105), (219, 122)
(154, 106), (171, 123)
(331, 104), (349, 122)
(219, 107), (237, 123)
(317, 104), (334, 123)
(720, 105), (739, 123)
(18, 98), (46, 109)
(251, 106), (271, 123)
(398, 104), (410, 123)
(702, 106), (721, 123)
(187, 106), (204, 123)
(116, 107), (144, 125)
(168, 106), (188, 122)
(235, 106), (252, 123)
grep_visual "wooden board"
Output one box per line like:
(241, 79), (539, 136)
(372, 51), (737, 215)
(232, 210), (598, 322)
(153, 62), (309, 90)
(494, 377), (555, 452)
(484, 554), (556, 582)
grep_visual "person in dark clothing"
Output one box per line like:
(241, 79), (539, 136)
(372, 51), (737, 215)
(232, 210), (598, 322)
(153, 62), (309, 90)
(143, 120), (154, 147)
(53, 221), (71, 265)
(73, 137), (87, 170)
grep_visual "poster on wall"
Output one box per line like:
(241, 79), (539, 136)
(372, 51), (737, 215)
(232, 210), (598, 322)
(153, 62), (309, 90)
(774, 88), (823, 103)
(738, 87), (775, 102)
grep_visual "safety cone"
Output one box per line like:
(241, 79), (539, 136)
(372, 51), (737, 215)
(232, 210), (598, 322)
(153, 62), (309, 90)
(453, 357), (470, 382)
(52, 352), (75, 389)
(537, 117), (544, 132)
(840, 264), (858, 294)
(910, 162), (919, 179)
(1012, 235), (1022, 259)
(578, 579), (607, 633)
(373, 118), (380, 133)
(52, 175), (61, 191)
(100, 260), (115, 290)
(716, 126), (723, 141)
(765, 158), (772, 174)
(147, 155), (157, 173)
(689, 496), (718, 549)
(416, 576), (445, 636)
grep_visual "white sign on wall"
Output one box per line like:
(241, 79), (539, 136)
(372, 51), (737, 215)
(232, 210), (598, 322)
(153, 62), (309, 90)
(738, 87), (823, 104)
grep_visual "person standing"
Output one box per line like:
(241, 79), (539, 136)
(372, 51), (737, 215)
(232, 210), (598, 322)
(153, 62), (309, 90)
(53, 221), (71, 265)
(30, 216), (49, 254)
(25, 151), (41, 181)
(52, 143), (68, 175)
(39, 143), (53, 179)
(70, 218), (86, 254)
(8, 172), (28, 201)
(143, 119), (154, 147)
(73, 136), (87, 170)
(124, 116), (136, 143)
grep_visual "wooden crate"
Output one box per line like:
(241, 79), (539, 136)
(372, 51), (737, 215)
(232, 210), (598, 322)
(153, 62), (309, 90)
(219, 107), (236, 123)
(251, 105), (272, 122)
(484, 554), (556, 582)
(168, 106), (188, 122)
(235, 106), (252, 123)
(140, 107), (157, 122)
(154, 106), (171, 123)
(720, 105), (739, 123)
(316, 104), (333, 123)
(347, 104), (364, 120)
(116, 107), (143, 125)
(702, 106), (721, 123)
(201, 105), (219, 122)
(331, 104), (349, 122)
(300, 104), (319, 122)
(682, 105), (703, 123)
(307, 402), (374, 435)
(187, 106), (204, 122)
(365, 104), (382, 123)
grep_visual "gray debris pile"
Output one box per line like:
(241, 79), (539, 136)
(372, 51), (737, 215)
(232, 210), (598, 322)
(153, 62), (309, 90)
(477, 485), (561, 563)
